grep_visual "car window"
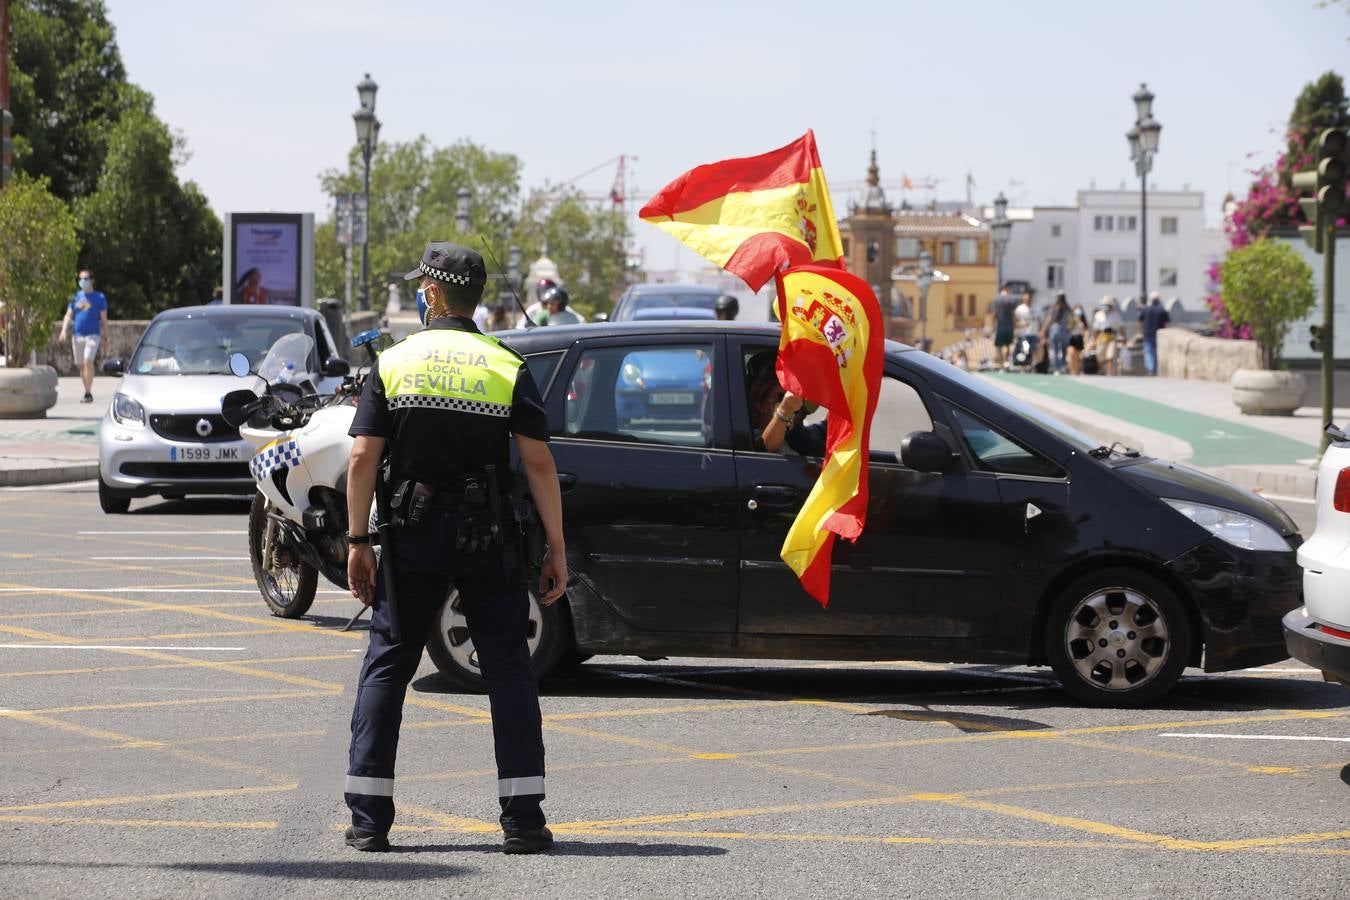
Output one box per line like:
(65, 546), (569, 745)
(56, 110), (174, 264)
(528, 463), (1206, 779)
(871, 376), (935, 451)
(949, 405), (1064, 478)
(562, 343), (715, 448)
(525, 351), (564, 396)
(618, 292), (718, 320)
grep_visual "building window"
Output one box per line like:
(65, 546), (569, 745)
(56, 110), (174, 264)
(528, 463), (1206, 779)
(1160, 267), (1178, 287)
(968, 295), (978, 316)
(1117, 259), (1137, 284)
(1117, 215), (1138, 232)
(1093, 260), (1112, 283)
(1161, 216), (1178, 235)
(842, 237), (851, 256)
(1047, 263), (1065, 289)
(1093, 215), (1114, 232)
(1051, 224), (1062, 238)
(939, 243), (953, 265)
(896, 238), (920, 258)
(953, 293), (964, 316)
(957, 238), (977, 264)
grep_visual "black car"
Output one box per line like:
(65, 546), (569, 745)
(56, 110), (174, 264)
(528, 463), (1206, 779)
(425, 322), (1303, 707)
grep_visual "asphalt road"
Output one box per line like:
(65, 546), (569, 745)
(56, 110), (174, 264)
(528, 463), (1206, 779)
(0, 484), (1346, 899)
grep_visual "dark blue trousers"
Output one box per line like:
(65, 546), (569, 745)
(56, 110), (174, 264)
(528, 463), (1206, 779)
(345, 511), (546, 834)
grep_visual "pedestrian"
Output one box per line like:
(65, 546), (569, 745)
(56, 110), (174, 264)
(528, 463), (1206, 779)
(988, 285), (1017, 368)
(343, 241), (568, 855)
(1138, 291), (1170, 376)
(486, 303), (513, 332)
(1092, 296), (1124, 376)
(541, 286), (583, 326)
(1067, 306), (1088, 375)
(57, 269), (108, 403)
(519, 278), (555, 328)
(714, 294), (739, 321)
(1046, 292), (1071, 374)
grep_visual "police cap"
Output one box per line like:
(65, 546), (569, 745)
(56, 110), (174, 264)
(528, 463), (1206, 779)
(403, 241), (488, 287)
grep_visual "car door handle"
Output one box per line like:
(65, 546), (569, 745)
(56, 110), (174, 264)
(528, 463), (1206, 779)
(557, 472), (578, 492)
(751, 484), (799, 508)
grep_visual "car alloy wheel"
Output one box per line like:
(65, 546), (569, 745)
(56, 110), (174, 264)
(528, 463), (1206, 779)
(441, 587), (544, 672)
(1045, 567), (1190, 707)
(1064, 587), (1170, 691)
(425, 586), (571, 692)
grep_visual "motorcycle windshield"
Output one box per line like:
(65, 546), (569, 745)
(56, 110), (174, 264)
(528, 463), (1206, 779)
(256, 333), (315, 383)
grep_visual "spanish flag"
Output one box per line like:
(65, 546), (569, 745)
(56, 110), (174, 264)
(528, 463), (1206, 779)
(774, 264), (884, 606)
(639, 131), (845, 291)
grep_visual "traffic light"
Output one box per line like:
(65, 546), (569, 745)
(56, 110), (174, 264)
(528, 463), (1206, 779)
(1311, 324), (1325, 353)
(1293, 128), (1348, 253)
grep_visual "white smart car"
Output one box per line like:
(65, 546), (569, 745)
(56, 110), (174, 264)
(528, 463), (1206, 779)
(1284, 420), (1350, 685)
(97, 305), (349, 513)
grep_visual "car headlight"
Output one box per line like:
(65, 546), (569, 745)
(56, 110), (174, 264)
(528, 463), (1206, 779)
(111, 392), (146, 427)
(1162, 498), (1289, 552)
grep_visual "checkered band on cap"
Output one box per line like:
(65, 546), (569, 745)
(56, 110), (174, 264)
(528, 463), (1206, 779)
(389, 393), (510, 417)
(420, 261), (477, 286)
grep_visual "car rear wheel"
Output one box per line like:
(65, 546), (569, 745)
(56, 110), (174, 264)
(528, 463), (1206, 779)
(425, 588), (568, 692)
(248, 491), (317, 618)
(98, 474), (131, 514)
(1045, 567), (1190, 707)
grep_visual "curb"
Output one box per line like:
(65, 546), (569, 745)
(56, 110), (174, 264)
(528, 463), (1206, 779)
(0, 463), (99, 488)
(1201, 465), (1318, 500)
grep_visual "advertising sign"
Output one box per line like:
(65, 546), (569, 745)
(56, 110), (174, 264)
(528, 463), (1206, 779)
(223, 213), (315, 308)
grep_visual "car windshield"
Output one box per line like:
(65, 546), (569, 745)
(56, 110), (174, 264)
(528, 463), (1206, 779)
(899, 351), (1102, 454)
(626, 293), (718, 316)
(129, 316), (309, 376)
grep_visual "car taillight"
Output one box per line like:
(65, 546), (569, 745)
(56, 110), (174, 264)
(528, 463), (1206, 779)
(1316, 622), (1350, 640)
(1335, 467), (1350, 513)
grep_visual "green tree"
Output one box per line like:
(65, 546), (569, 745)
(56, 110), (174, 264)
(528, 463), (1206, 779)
(515, 187), (627, 318)
(1218, 239), (1316, 370)
(0, 175), (79, 365)
(74, 108), (222, 319)
(9, 0), (145, 201)
(317, 138), (522, 310)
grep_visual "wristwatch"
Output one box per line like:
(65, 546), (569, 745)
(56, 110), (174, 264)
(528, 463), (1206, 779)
(773, 408), (794, 427)
(346, 533), (371, 545)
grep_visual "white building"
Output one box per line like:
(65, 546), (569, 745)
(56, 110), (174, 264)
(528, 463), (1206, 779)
(998, 189), (1226, 320)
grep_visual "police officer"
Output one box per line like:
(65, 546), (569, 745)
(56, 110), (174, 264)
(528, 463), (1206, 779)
(343, 241), (568, 854)
(714, 294), (739, 321)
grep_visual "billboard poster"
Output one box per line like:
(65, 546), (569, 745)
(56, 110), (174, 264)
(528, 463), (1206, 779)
(231, 216), (302, 306)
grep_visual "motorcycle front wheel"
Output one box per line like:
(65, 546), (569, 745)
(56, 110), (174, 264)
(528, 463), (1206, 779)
(248, 491), (318, 618)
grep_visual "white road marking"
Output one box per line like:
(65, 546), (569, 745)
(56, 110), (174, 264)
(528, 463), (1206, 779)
(1161, 732), (1350, 743)
(77, 530), (245, 536)
(0, 644), (246, 651)
(89, 556), (249, 561)
(0, 480), (97, 492)
(1238, 667), (1320, 674)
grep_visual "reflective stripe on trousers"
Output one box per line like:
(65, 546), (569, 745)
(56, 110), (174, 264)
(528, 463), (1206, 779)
(346, 775), (394, 797)
(499, 776), (545, 799)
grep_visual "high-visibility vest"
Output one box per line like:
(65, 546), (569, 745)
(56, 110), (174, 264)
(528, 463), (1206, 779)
(377, 327), (523, 418)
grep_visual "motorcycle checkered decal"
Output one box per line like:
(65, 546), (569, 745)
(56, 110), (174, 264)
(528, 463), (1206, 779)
(249, 438), (303, 482)
(387, 394), (511, 417)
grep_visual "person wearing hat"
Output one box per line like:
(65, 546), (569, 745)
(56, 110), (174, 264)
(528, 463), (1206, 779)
(714, 294), (739, 321)
(343, 241), (568, 855)
(541, 285), (583, 326)
(1091, 296), (1125, 376)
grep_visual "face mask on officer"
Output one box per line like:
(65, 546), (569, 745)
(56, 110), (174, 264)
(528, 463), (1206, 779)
(416, 289), (428, 326)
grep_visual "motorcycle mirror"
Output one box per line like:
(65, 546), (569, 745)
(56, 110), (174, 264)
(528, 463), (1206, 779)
(221, 389), (260, 428)
(228, 352), (251, 378)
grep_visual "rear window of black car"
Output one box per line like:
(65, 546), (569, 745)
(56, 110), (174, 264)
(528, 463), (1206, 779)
(950, 406), (1065, 479)
(525, 351), (564, 396)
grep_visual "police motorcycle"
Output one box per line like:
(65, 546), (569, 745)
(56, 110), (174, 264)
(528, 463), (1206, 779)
(220, 328), (565, 691)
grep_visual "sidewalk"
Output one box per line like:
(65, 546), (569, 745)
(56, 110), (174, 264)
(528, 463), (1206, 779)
(984, 372), (1348, 499)
(0, 376), (106, 486)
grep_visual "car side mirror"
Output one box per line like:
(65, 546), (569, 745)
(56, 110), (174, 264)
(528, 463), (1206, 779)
(900, 430), (955, 473)
(221, 389), (261, 428)
(102, 358), (125, 376)
(322, 356), (351, 377)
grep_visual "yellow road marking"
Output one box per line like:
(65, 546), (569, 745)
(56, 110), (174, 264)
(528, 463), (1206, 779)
(398, 803), (498, 832)
(9, 690), (333, 717)
(0, 783), (298, 813)
(0, 654), (353, 680)
(0, 815), (276, 830)
(690, 753), (737, 760)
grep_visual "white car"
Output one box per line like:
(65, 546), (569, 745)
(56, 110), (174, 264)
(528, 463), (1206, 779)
(97, 305), (349, 513)
(1284, 420), (1350, 685)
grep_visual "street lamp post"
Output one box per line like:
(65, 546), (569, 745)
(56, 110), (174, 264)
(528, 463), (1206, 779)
(990, 191), (1011, 294)
(1127, 83), (1161, 303)
(455, 188), (471, 235)
(916, 249), (934, 351)
(352, 73), (379, 311)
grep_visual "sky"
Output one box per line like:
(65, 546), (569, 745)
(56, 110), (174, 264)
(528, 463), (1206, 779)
(104, 0), (1349, 275)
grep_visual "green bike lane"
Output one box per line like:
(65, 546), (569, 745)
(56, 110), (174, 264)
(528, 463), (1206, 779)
(982, 373), (1318, 467)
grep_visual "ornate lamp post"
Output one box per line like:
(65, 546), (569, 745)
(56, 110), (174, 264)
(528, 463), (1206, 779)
(990, 191), (1012, 293)
(1127, 83), (1161, 302)
(352, 73), (380, 311)
(455, 187), (471, 235)
(916, 249), (934, 351)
